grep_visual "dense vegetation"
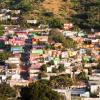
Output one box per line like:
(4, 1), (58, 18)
(50, 74), (73, 88)
(20, 81), (61, 100)
(49, 29), (77, 48)
(72, 0), (100, 29)
(0, 24), (4, 36)
(0, 83), (16, 100)
(0, 52), (12, 61)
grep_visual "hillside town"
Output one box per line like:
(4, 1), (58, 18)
(0, 7), (100, 100)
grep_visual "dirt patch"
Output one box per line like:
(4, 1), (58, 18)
(42, 0), (64, 15)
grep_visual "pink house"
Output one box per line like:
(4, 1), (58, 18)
(31, 63), (43, 69)
(9, 38), (25, 46)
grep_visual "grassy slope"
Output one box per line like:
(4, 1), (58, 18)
(22, 0), (74, 21)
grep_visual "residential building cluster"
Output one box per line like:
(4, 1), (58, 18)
(0, 9), (100, 100)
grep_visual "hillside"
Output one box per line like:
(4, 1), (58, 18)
(0, 0), (100, 29)
(41, 0), (64, 15)
(20, 0), (73, 21)
(0, 0), (74, 18)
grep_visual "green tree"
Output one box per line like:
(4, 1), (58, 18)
(0, 24), (4, 36)
(20, 81), (61, 100)
(49, 18), (64, 28)
(58, 64), (65, 72)
(72, 67), (77, 82)
(52, 67), (58, 73)
(72, 0), (100, 29)
(77, 71), (88, 81)
(38, 79), (50, 86)
(88, 68), (92, 75)
(40, 64), (47, 72)
(50, 74), (73, 88)
(47, 60), (54, 65)
(0, 83), (16, 100)
(49, 29), (65, 43)
(38, 72), (47, 79)
(9, 0), (33, 11)
(45, 43), (52, 50)
(0, 52), (11, 61)
(63, 37), (77, 48)
(49, 30), (77, 48)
